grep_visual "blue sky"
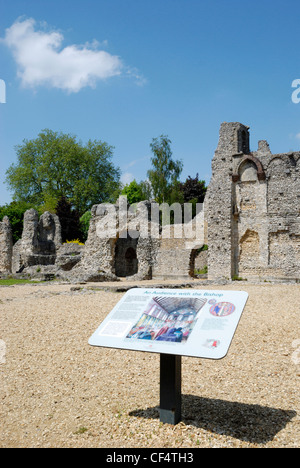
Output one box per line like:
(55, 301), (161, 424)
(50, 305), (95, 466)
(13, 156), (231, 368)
(1, 0), (300, 205)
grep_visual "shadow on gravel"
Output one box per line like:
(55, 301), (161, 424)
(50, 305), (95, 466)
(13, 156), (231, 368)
(129, 395), (297, 444)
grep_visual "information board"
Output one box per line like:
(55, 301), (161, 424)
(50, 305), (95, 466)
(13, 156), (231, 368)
(89, 288), (248, 359)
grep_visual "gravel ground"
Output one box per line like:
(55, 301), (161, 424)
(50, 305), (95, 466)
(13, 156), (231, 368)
(0, 280), (299, 448)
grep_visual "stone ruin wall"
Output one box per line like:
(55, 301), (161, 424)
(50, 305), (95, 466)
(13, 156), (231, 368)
(1, 121), (299, 283)
(12, 209), (62, 274)
(78, 199), (206, 282)
(77, 199), (161, 281)
(0, 199), (207, 282)
(152, 209), (207, 280)
(206, 122), (300, 282)
(0, 217), (13, 274)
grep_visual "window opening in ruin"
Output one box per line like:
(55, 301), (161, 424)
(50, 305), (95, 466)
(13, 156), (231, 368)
(241, 130), (248, 153)
(114, 236), (138, 277)
(189, 245), (208, 277)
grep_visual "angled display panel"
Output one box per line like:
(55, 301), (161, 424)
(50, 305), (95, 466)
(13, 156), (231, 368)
(89, 288), (248, 359)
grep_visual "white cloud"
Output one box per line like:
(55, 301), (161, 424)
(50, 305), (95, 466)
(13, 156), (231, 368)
(124, 155), (150, 170)
(295, 133), (300, 140)
(2, 18), (124, 93)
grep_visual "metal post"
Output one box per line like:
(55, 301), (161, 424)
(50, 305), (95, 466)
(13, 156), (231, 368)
(159, 354), (182, 425)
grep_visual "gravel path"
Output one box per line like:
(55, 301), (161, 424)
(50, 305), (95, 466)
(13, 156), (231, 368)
(0, 280), (299, 448)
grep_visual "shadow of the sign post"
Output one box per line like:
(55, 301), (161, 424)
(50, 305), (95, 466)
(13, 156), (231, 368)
(129, 395), (296, 444)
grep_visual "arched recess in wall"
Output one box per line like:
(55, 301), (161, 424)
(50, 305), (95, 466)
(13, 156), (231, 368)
(239, 159), (258, 182)
(114, 232), (139, 277)
(232, 155), (266, 182)
(189, 246), (207, 277)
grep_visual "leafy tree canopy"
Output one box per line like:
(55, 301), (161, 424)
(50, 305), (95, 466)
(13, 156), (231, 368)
(5, 129), (121, 216)
(121, 179), (152, 205)
(147, 135), (183, 204)
(56, 196), (82, 243)
(79, 210), (92, 242)
(0, 201), (32, 243)
(179, 173), (207, 204)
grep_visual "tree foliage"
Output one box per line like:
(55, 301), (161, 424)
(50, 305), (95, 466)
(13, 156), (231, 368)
(179, 173), (207, 204)
(55, 196), (82, 243)
(5, 129), (121, 215)
(178, 174), (207, 219)
(3, 128), (209, 241)
(79, 210), (92, 242)
(147, 135), (183, 204)
(0, 201), (32, 243)
(121, 179), (152, 205)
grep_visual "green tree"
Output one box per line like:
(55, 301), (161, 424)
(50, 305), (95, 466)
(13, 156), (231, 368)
(179, 174), (207, 204)
(121, 179), (152, 204)
(55, 196), (82, 243)
(0, 201), (33, 243)
(38, 193), (59, 215)
(147, 135), (183, 204)
(79, 210), (92, 242)
(5, 129), (121, 215)
(178, 174), (207, 219)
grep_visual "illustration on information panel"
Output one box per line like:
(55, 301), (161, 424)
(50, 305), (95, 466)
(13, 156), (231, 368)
(209, 302), (235, 317)
(126, 296), (207, 344)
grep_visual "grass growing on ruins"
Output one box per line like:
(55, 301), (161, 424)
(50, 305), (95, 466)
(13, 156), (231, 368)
(194, 265), (208, 275)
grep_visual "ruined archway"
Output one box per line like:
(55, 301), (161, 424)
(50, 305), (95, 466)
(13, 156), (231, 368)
(189, 246), (208, 277)
(232, 155), (266, 182)
(114, 234), (139, 277)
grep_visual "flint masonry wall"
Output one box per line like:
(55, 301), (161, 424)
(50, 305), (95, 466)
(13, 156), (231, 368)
(79, 198), (206, 281)
(0, 216), (13, 273)
(2, 121), (299, 283)
(12, 209), (62, 273)
(152, 208), (207, 280)
(207, 122), (300, 281)
(78, 200), (160, 280)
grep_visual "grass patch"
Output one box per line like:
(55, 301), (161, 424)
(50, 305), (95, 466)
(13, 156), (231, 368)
(194, 265), (208, 275)
(232, 274), (247, 281)
(74, 426), (88, 435)
(0, 278), (40, 286)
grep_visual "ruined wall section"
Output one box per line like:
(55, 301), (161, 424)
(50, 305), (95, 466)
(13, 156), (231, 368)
(152, 208), (206, 280)
(12, 209), (62, 273)
(78, 203), (116, 275)
(234, 148), (300, 280)
(0, 216), (13, 273)
(232, 143), (268, 278)
(206, 122), (250, 281)
(77, 199), (160, 281)
(208, 122), (300, 281)
(266, 151), (300, 278)
(153, 234), (193, 280)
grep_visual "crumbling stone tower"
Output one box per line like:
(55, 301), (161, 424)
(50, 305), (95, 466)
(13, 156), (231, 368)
(206, 121), (300, 282)
(206, 122), (250, 280)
